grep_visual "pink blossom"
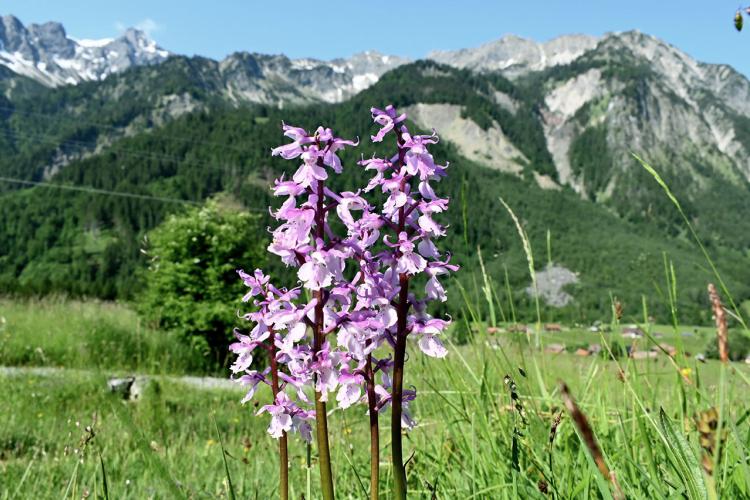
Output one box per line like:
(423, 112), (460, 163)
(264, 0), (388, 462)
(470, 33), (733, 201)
(230, 107), (457, 449)
(271, 122), (315, 159)
(370, 105), (406, 142)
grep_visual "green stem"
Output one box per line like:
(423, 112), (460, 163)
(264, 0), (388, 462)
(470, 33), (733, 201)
(313, 175), (335, 500)
(315, 389), (335, 500)
(278, 436), (288, 500)
(269, 339), (288, 500)
(365, 352), (379, 500)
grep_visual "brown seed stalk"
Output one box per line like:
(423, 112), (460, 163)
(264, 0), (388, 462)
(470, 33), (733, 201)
(707, 283), (729, 363)
(560, 382), (624, 500)
(614, 300), (624, 322)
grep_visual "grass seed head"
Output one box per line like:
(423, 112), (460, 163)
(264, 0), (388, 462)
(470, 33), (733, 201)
(707, 283), (729, 363)
(504, 374), (527, 426)
(549, 411), (563, 446)
(695, 407), (726, 475)
(560, 382), (626, 500)
(537, 479), (549, 495)
(559, 382), (609, 477)
(614, 300), (623, 322)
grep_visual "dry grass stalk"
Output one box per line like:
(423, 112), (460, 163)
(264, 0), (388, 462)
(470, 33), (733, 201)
(614, 300), (623, 322)
(707, 283), (729, 363)
(609, 471), (624, 499)
(560, 382), (624, 500)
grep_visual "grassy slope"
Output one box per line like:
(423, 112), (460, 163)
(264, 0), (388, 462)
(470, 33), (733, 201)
(0, 298), (212, 374)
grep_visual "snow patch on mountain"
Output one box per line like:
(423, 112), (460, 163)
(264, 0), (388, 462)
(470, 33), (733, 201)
(0, 15), (170, 86)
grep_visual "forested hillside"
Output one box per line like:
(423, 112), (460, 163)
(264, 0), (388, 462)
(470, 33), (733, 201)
(1, 61), (749, 324)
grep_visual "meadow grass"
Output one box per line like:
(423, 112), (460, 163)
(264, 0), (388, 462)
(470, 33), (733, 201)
(0, 297), (212, 375)
(3, 158), (750, 498)
(2, 299), (750, 498)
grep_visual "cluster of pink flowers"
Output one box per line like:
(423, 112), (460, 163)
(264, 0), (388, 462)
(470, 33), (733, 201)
(228, 104), (456, 497)
(229, 269), (317, 441)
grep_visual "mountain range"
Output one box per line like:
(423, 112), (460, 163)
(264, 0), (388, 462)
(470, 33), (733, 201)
(1, 14), (749, 323)
(0, 15), (169, 86)
(5, 14), (750, 199)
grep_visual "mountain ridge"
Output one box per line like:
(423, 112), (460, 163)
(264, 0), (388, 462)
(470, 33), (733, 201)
(3, 13), (749, 118)
(0, 15), (169, 86)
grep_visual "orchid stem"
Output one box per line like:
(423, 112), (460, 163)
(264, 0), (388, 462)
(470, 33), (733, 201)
(315, 389), (334, 500)
(390, 134), (410, 500)
(365, 351), (380, 500)
(313, 176), (335, 500)
(269, 336), (289, 500)
(392, 273), (409, 500)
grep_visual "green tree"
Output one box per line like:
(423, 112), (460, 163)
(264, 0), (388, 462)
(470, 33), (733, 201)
(138, 199), (267, 364)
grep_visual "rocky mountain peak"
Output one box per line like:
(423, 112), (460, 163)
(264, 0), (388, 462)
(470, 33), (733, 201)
(27, 21), (75, 58)
(0, 14), (170, 86)
(214, 49), (407, 104)
(427, 33), (600, 76)
(0, 15), (36, 57)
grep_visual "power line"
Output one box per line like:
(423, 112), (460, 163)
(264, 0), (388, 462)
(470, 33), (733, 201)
(0, 175), (270, 212)
(0, 175), (274, 213)
(0, 176), (201, 206)
(0, 128), (252, 175)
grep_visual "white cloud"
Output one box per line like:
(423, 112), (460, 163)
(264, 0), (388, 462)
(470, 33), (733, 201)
(115, 18), (163, 37)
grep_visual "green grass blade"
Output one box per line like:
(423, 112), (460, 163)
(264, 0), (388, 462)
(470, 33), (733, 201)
(213, 416), (236, 500)
(111, 405), (184, 498)
(99, 453), (110, 500)
(10, 459), (34, 499)
(658, 408), (708, 500)
(62, 460), (79, 500)
(633, 154), (747, 331)
(572, 424), (614, 500)
(498, 196), (542, 344)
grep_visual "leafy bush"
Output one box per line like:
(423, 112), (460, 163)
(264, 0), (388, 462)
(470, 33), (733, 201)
(138, 200), (267, 362)
(704, 331), (750, 361)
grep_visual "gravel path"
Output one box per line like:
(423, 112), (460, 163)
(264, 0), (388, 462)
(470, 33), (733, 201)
(0, 365), (240, 391)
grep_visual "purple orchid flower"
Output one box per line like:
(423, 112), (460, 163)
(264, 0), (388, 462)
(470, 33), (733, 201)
(231, 108), (456, 500)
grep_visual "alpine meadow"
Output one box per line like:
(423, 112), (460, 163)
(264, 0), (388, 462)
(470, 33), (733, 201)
(3, 5), (750, 499)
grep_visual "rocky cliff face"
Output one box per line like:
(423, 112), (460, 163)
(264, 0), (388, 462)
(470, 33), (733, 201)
(398, 31), (750, 220)
(528, 31), (750, 203)
(428, 34), (600, 77)
(215, 50), (408, 104)
(0, 15), (170, 86)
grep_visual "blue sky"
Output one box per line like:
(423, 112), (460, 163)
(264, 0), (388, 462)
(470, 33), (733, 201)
(4, 1), (750, 75)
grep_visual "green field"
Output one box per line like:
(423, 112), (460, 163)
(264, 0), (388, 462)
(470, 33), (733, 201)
(2, 299), (750, 498)
(0, 298), (214, 375)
